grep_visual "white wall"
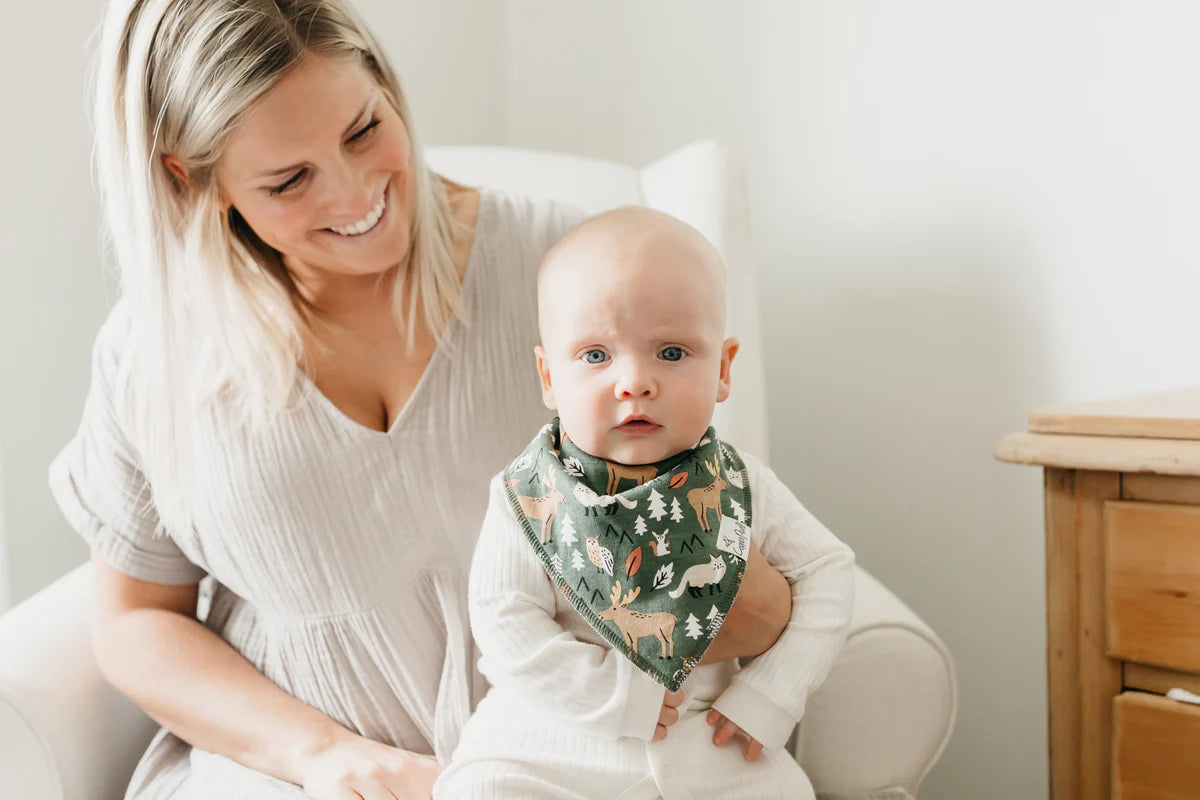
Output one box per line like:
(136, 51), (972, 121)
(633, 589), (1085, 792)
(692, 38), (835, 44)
(0, 0), (508, 609)
(499, 2), (1200, 799)
(0, 0), (111, 611)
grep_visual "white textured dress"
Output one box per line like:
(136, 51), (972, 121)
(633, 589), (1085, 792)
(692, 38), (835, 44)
(48, 191), (585, 799)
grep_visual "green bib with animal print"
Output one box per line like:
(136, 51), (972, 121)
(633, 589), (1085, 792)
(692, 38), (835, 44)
(502, 417), (752, 691)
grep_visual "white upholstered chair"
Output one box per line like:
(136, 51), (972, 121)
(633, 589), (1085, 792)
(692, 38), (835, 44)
(0, 142), (956, 799)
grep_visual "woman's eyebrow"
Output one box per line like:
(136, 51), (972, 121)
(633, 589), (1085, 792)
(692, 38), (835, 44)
(254, 99), (376, 180)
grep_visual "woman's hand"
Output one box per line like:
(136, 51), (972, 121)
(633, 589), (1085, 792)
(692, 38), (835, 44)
(651, 689), (686, 741)
(699, 541), (790, 664)
(302, 735), (442, 800)
(705, 709), (764, 762)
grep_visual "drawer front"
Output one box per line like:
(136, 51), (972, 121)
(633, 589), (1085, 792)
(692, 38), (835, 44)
(1113, 691), (1200, 799)
(1105, 501), (1200, 673)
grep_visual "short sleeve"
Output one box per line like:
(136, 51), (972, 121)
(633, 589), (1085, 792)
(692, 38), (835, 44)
(48, 309), (206, 585)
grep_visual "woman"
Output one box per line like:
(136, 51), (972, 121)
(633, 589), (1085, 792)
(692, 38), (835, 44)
(51, 1), (793, 798)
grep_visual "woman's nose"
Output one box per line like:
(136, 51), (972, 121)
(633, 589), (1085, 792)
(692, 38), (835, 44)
(324, 161), (374, 219)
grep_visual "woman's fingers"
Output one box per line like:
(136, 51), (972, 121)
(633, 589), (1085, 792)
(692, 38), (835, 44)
(380, 754), (440, 799)
(303, 738), (440, 800)
(350, 784), (396, 800)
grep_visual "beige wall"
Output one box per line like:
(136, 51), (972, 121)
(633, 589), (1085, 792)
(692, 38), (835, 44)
(498, 2), (1200, 798)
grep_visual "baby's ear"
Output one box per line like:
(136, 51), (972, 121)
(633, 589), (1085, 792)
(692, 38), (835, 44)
(716, 337), (739, 403)
(534, 345), (557, 410)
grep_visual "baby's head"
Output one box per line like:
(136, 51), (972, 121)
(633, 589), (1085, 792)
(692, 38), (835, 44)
(535, 207), (738, 466)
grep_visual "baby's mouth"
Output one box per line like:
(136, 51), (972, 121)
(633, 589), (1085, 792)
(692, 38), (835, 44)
(617, 416), (662, 434)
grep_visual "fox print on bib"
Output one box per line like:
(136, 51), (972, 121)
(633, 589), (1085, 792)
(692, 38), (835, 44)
(502, 418), (752, 691)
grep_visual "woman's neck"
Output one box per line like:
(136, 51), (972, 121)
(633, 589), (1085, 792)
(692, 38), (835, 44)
(292, 263), (400, 328)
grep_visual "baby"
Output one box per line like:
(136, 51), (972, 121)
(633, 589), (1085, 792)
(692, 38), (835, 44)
(435, 207), (855, 800)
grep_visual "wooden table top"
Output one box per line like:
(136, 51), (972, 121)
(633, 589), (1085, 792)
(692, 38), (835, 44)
(996, 388), (1200, 475)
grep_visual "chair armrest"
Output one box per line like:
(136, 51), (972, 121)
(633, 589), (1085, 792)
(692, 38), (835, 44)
(0, 563), (157, 800)
(796, 565), (957, 797)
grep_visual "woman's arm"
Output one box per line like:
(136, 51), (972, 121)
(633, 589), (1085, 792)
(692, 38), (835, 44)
(698, 540), (792, 664)
(708, 458), (857, 750)
(90, 553), (440, 798)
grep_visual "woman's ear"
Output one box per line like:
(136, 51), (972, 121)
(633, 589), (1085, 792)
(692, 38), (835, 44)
(535, 345), (557, 411)
(716, 337), (739, 403)
(162, 154), (189, 185)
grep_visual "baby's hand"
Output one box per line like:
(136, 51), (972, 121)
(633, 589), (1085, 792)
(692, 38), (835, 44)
(706, 709), (764, 762)
(652, 690), (685, 741)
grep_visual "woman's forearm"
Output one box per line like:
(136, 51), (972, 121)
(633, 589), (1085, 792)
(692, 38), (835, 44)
(698, 541), (791, 664)
(94, 605), (353, 785)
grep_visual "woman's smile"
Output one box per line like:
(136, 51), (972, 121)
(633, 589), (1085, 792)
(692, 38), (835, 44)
(318, 179), (392, 243)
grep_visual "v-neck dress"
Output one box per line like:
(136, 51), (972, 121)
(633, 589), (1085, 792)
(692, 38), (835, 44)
(48, 190), (586, 799)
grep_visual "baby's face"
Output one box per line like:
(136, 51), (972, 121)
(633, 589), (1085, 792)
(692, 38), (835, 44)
(536, 216), (737, 466)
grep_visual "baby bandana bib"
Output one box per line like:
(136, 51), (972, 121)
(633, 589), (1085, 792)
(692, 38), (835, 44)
(502, 418), (753, 691)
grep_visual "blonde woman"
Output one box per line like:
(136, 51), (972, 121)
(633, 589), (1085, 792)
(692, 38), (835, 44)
(51, 1), (793, 798)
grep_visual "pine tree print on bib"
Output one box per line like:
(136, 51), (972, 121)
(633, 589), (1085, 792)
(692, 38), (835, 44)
(502, 418), (752, 691)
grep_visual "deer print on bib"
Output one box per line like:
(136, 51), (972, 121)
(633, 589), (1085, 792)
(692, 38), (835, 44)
(503, 418), (750, 691)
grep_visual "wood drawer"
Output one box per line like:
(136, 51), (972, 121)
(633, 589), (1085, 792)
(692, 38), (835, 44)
(1105, 501), (1200, 673)
(1113, 691), (1200, 799)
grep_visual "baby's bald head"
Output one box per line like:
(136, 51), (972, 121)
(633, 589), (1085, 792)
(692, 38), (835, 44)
(532, 207), (739, 465)
(537, 207), (727, 344)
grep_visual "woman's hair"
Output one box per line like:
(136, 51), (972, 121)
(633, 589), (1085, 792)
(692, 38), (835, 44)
(93, 0), (461, 531)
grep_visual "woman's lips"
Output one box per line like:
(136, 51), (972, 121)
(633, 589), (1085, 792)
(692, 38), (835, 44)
(319, 180), (391, 241)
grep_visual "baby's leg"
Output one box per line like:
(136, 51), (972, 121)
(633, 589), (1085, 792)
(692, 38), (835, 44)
(657, 710), (816, 800)
(697, 745), (816, 800)
(442, 692), (654, 799)
(433, 758), (593, 800)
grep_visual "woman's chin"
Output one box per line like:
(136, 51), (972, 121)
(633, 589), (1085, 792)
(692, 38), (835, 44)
(299, 230), (410, 278)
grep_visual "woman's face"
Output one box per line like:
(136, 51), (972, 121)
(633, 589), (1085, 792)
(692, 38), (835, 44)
(216, 55), (415, 284)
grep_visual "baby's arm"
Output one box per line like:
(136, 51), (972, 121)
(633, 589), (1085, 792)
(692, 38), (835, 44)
(708, 454), (856, 754)
(468, 475), (670, 741)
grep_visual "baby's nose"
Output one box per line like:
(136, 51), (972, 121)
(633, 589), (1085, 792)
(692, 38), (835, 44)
(615, 367), (656, 399)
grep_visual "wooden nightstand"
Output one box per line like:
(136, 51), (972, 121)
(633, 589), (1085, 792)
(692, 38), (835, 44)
(997, 389), (1200, 800)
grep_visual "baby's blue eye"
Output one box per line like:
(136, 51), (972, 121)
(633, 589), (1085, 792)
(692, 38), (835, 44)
(582, 349), (608, 364)
(660, 347), (684, 362)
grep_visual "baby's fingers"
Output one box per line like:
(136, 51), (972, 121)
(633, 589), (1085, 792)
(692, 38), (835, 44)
(711, 718), (742, 748)
(663, 690), (685, 709)
(744, 738), (764, 763)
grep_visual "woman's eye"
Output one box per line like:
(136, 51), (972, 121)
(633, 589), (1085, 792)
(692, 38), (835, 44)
(349, 118), (381, 143)
(582, 350), (608, 364)
(660, 347), (684, 362)
(269, 169), (306, 196)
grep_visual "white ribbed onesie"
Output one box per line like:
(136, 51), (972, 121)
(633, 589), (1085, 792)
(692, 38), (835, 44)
(435, 453), (855, 800)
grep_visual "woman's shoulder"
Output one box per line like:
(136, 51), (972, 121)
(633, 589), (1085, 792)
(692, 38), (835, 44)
(477, 188), (588, 259)
(85, 299), (137, 388)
